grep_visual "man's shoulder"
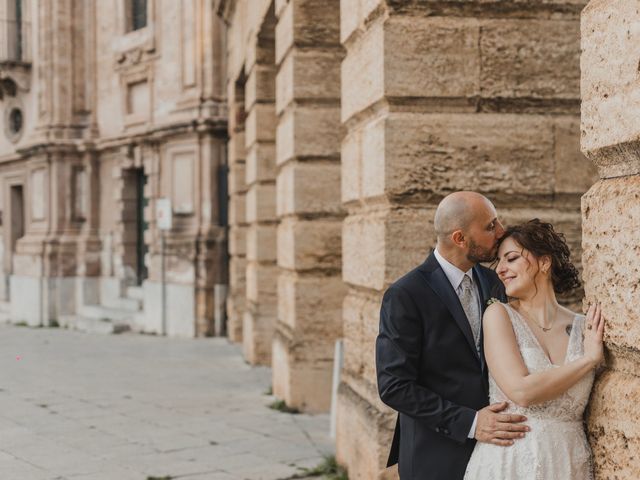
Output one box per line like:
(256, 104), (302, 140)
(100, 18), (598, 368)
(385, 260), (433, 296)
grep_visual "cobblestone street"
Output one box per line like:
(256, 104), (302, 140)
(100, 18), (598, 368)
(0, 324), (333, 480)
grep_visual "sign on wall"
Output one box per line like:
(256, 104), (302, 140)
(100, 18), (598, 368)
(156, 198), (172, 231)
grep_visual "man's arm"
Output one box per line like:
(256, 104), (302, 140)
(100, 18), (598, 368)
(376, 285), (476, 444)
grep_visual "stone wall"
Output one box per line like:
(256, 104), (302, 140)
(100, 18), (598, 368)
(581, 2), (640, 478)
(335, 0), (593, 477)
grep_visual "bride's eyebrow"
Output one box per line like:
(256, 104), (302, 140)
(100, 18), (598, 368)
(501, 250), (520, 258)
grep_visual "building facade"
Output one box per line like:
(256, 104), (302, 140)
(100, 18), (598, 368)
(0, 0), (228, 337)
(217, 0), (601, 478)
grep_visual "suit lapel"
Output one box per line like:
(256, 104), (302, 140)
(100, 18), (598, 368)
(419, 254), (481, 363)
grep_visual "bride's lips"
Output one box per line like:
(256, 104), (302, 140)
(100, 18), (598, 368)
(502, 276), (516, 284)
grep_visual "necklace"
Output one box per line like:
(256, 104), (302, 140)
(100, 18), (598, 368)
(519, 305), (558, 333)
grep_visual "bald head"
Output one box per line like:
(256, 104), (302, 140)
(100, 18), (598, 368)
(434, 192), (494, 243)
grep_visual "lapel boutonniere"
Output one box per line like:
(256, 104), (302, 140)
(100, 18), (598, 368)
(486, 297), (500, 307)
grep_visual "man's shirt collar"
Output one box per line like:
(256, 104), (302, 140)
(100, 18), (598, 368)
(434, 247), (474, 290)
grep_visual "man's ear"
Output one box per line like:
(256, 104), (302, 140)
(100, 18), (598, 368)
(451, 230), (465, 248)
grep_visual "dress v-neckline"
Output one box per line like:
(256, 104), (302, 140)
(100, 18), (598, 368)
(506, 303), (578, 367)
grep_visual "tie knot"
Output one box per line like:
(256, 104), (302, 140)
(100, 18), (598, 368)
(461, 274), (472, 288)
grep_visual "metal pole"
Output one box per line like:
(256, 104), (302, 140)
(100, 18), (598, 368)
(161, 231), (166, 335)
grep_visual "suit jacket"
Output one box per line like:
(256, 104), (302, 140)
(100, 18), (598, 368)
(376, 252), (505, 480)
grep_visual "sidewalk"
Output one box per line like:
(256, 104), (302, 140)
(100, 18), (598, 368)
(0, 324), (333, 480)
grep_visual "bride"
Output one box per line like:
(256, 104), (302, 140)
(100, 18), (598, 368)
(464, 219), (604, 480)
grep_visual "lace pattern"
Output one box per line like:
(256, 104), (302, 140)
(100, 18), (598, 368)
(464, 302), (595, 480)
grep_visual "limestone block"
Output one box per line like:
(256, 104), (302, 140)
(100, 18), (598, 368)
(336, 379), (398, 480)
(245, 65), (276, 111)
(243, 309), (274, 365)
(246, 224), (277, 262)
(480, 19), (580, 99)
(245, 262), (278, 309)
(245, 142), (276, 185)
(582, 177), (640, 351)
(342, 207), (433, 291)
(245, 103), (277, 149)
(272, 333), (336, 412)
(228, 192), (246, 225)
(276, 105), (341, 165)
(340, 0), (382, 44)
(228, 162), (247, 196)
(277, 217), (342, 271)
(581, 0), (640, 177)
(228, 131), (246, 166)
(275, 0), (341, 64)
(384, 16), (480, 100)
(245, 183), (277, 223)
(229, 256), (247, 292)
(369, 112), (555, 201)
(342, 290), (380, 383)
(277, 271), (345, 332)
(341, 17), (384, 122)
(587, 369), (640, 479)
(228, 225), (247, 256)
(341, 128), (362, 203)
(276, 161), (342, 217)
(554, 116), (597, 194)
(276, 48), (341, 114)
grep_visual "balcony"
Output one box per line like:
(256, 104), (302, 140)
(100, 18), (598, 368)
(0, 19), (31, 66)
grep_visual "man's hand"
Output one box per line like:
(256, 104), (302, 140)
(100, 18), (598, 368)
(474, 402), (529, 446)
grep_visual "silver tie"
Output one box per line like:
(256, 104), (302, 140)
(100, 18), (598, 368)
(459, 274), (481, 352)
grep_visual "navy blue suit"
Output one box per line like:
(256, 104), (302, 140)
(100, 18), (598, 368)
(376, 252), (505, 479)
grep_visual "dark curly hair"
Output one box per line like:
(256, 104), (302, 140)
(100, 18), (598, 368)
(496, 219), (581, 294)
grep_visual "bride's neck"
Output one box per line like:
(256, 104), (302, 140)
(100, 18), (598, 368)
(515, 284), (560, 326)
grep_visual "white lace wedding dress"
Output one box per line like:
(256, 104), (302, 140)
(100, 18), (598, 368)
(464, 303), (595, 480)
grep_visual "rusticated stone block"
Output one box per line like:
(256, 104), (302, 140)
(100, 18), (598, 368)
(228, 162), (247, 196)
(228, 131), (246, 166)
(228, 225), (247, 257)
(245, 143), (276, 185)
(341, 17), (384, 122)
(587, 368), (640, 480)
(275, 0), (340, 64)
(276, 48), (341, 114)
(277, 217), (342, 271)
(245, 64), (276, 111)
(276, 161), (342, 217)
(340, 0), (383, 45)
(242, 309), (275, 365)
(342, 207), (434, 291)
(376, 112), (555, 201)
(582, 177), (640, 351)
(245, 262), (278, 309)
(245, 103), (277, 148)
(385, 16), (480, 99)
(342, 290), (381, 386)
(341, 128), (361, 204)
(337, 377), (398, 480)
(554, 117), (597, 195)
(276, 105), (341, 164)
(245, 183), (276, 223)
(277, 271), (345, 332)
(272, 334), (336, 412)
(480, 19), (580, 99)
(246, 224), (277, 262)
(229, 256), (247, 292)
(228, 193), (247, 225)
(581, 0), (640, 177)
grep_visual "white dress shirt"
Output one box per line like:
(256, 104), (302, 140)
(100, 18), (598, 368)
(433, 248), (481, 439)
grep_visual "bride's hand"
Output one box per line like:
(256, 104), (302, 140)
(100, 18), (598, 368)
(583, 302), (605, 366)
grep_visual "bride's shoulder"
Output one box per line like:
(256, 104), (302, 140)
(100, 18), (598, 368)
(483, 301), (511, 321)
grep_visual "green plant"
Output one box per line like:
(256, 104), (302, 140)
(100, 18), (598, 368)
(303, 455), (348, 479)
(268, 399), (300, 414)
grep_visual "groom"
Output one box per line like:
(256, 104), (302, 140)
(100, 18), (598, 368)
(376, 192), (529, 479)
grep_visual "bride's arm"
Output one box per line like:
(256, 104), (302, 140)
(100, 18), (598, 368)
(483, 303), (603, 407)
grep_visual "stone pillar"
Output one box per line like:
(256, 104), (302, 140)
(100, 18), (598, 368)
(271, 0), (345, 412)
(336, 1), (591, 477)
(226, 78), (248, 342)
(581, 2), (640, 478)
(243, 6), (278, 365)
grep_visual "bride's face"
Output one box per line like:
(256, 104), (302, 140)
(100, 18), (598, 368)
(495, 237), (543, 298)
